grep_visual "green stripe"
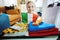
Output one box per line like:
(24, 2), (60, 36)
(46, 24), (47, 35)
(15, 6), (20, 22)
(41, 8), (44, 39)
(21, 12), (28, 23)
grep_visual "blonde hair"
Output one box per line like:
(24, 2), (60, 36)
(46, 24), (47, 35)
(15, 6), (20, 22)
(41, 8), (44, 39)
(27, 1), (34, 4)
(26, 1), (36, 7)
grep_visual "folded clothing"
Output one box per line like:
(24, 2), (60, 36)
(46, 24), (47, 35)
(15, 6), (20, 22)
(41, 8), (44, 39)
(29, 22), (55, 32)
(0, 13), (10, 34)
(29, 28), (59, 37)
(29, 28), (58, 34)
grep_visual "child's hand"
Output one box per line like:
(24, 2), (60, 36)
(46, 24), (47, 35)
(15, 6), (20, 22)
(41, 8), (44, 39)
(33, 22), (39, 26)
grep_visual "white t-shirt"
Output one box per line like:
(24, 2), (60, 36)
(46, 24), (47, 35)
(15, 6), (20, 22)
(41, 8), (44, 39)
(28, 13), (33, 24)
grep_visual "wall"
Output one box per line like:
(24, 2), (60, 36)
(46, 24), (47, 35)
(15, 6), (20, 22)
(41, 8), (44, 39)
(42, 4), (58, 24)
(55, 6), (60, 30)
(42, 0), (60, 24)
(0, 0), (17, 6)
(20, 4), (27, 12)
(0, 0), (4, 6)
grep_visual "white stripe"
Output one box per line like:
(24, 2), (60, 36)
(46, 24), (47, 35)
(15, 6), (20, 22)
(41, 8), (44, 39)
(28, 13), (33, 24)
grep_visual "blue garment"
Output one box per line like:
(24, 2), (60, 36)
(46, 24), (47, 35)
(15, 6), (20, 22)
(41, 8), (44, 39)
(0, 13), (10, 34)
(28, 22), (55, 32)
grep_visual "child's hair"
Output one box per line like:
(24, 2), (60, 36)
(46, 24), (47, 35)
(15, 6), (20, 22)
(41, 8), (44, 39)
(27, 1), (34, 4)
(26, 1), (36, 7)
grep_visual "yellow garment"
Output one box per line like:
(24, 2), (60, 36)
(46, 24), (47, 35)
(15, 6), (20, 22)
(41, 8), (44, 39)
(36, 17), (42, 25)
(3, 23), (28, 34)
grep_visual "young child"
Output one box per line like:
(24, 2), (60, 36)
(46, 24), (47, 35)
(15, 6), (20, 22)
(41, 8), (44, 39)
(26, 1), (42, 26)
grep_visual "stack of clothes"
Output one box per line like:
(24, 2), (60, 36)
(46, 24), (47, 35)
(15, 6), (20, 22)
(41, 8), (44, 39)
(21, 12), (59, 37)
(0, 13), (10, 35)
(28, 22), (59, 37)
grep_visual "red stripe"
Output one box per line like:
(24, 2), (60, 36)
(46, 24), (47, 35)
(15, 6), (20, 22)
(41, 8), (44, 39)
(33, 14), (38, 22)
(29, 30), (59, 37)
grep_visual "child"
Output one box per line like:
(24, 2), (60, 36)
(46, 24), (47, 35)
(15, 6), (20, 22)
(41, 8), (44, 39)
(26, 1), (42, 25)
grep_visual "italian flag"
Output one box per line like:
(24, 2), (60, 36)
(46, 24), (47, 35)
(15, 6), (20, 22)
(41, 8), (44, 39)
(21, 12), (42, 24)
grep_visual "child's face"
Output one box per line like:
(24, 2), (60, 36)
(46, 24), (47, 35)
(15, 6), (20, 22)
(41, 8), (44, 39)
(27, 3), (35, 13)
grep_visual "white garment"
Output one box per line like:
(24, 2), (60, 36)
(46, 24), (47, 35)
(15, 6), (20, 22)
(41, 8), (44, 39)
(28, 13), (33, 24)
